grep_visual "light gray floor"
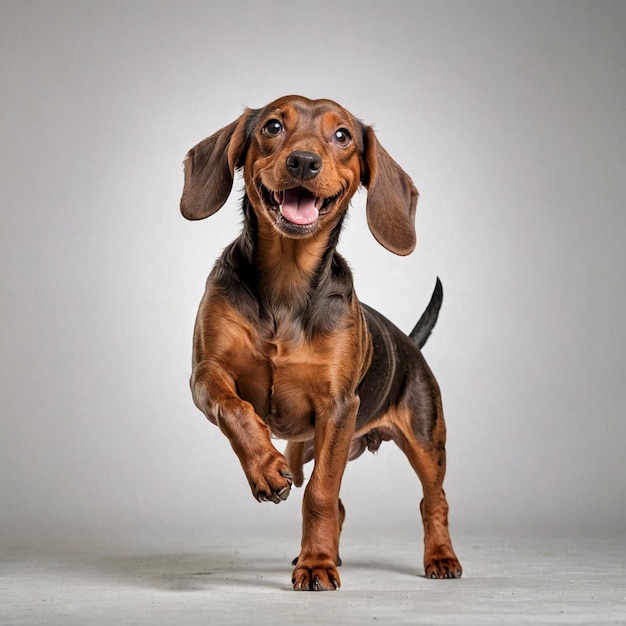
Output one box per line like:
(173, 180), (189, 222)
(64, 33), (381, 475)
(1, 528), (624, 625)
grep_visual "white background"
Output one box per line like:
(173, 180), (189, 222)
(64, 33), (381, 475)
(1, 1), (625, 548)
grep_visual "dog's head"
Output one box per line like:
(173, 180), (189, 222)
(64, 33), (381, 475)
(181, 95), (418, 255)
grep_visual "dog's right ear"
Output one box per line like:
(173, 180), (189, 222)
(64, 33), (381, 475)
(180, 111), (253, 220)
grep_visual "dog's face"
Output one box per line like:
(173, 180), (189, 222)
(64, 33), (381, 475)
(181, 95), (419, 255)
(243, 96), (363, 239)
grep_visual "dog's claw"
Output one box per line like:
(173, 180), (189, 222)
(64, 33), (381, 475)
(426, 556), (463, 579)
(292, 562), (341, 591)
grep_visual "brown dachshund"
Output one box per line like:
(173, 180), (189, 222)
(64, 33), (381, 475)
(180, 95), (462, 590)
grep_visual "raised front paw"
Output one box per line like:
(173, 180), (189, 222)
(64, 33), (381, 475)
(248, 453), (293, 504)
(292, 557), (341, 591)
(424, 554), (463, 579)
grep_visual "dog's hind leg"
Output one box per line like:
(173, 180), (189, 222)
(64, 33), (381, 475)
(391, 404), (462, 579)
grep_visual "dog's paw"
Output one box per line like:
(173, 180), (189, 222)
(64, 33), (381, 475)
(257, 470), (292, 504)
(249, 454), (293, 504)
(424, 555), (463, 579)
(292, 560), (340, 591)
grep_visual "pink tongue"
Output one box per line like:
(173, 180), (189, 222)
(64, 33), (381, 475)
(277, 188), (319, 225)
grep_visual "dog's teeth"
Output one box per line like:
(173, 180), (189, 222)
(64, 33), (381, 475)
(274, 191), (283, 206)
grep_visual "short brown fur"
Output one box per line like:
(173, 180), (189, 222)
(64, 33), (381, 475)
(181, 95), (461, 590)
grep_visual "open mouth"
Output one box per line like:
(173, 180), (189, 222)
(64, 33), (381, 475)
(259, 184), (337, 229)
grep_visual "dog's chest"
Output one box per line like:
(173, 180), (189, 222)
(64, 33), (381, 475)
(241, 324), (332, 440)
(265, 334), (324, 440)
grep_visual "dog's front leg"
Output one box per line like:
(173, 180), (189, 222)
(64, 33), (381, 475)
(191, 362), (293, 504)
(292, 395), (359, 591)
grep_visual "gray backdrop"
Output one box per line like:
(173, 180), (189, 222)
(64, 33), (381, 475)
(2, 1), (625, 548)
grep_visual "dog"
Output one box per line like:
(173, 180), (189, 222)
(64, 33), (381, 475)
(180, 95), (462, 590)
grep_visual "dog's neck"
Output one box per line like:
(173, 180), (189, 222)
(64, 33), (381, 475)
(239, 195), (347, 309)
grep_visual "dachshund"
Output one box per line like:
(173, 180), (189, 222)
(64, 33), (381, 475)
(180, 95), (462, 590)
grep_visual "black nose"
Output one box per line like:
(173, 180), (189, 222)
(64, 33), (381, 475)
(286, 150), (322, 180)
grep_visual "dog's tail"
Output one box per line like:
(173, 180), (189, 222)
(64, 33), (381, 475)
(408, 278), (443, 349)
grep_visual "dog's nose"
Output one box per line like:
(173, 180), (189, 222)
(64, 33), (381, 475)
(286, 151), (322, 180)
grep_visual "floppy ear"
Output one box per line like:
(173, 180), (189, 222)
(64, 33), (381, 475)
(180, 112), (252, 220)
(360, 125), (418, 255)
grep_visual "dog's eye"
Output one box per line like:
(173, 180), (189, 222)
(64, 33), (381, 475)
(262, 119), (283, 137)
(333, 128), (352, 147)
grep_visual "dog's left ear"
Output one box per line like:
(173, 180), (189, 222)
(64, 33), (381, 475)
(180, 111), (253, 220)
(360, 125), (418, 255)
